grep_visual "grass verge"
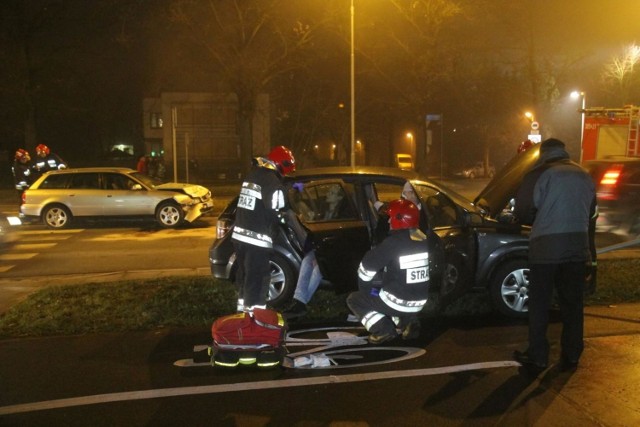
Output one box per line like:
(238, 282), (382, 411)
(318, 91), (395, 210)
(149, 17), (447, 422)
(1, 258), (639, 338)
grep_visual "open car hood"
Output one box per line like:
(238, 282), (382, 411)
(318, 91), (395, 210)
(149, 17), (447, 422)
(474, 145), (541, 217)
(155, 182), (211, 198)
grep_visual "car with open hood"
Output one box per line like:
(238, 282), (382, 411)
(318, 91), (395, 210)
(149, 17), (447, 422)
(19, 167), (214, 229)
(209, 159), (549, 318)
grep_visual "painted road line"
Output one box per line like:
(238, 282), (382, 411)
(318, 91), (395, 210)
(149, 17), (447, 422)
(0, 361), (520, 416)
(0, 253), (37, 261)
(18, 235), (73, 242)
(0, 265), (15, 273)
(12, 243), (58, 251)
(16, 229), (84, 235)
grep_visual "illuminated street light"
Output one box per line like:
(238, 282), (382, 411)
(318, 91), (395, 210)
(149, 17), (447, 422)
(524, 111), (534, 122)
(571, 91), (586, 162)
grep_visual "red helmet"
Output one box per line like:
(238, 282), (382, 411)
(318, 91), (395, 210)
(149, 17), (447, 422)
(15, 148), (30, 161)
(36, 144), (50, 156)
(517, 139), (533, 154)
(387, 198), (419, 230)
(267, 145), (296, 175)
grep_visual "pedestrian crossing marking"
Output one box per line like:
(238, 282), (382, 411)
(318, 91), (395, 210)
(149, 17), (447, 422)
(0, 265), (14, 273)
(16, 229), (84, 235)
(0, 253), (37, 261)
(13, 243), (58, 250)
(18, 235), (71, 242)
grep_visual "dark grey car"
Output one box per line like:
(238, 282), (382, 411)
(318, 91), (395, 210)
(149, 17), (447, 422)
(209, 166), (535, 318)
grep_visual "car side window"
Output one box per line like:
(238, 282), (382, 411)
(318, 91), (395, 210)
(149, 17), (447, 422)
(415, 185), (459, 227)
(69, 173), (100, 189)
(289, 182), (357, 222)
(37, 174), (70, 189)
(103, 173), (131, 190)
(373, 183), (405, 204)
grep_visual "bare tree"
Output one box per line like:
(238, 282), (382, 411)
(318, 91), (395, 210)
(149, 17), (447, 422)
(168, 0), (320, 174)
(602, 44), (640, 105)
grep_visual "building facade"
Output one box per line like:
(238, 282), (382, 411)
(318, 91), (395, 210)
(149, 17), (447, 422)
(143, 92), (270, 182)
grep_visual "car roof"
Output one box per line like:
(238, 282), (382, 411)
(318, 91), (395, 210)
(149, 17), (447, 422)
(44, 167), (136, 174)
(289, 166), (419, 181)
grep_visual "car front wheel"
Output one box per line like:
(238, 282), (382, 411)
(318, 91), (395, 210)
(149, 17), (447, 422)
(43, 204), (72, 229)
(489, 259), (530, 318)
(156, 201), (184, 228)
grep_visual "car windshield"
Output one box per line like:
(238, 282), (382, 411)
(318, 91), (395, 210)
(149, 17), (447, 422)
(130, 171), (163, 188)
(413, 179), (480, 213)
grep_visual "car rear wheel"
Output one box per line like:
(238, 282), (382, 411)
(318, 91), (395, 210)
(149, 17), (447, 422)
(489, 259), (529, 318)
(267, 253), (296, 309)
(42, 204), (72, 229)
(156, 201), (184, 228)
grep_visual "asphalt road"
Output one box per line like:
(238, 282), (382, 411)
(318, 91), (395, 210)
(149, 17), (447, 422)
(1, 305), (639, 425)
(2, 180), (640, 425)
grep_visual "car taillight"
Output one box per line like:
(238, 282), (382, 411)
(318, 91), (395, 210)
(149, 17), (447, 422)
(597, 166), (622, 200)
(216, 218), (232, 239)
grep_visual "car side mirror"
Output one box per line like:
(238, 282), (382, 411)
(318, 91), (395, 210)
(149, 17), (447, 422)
(130, 184), (142, 191)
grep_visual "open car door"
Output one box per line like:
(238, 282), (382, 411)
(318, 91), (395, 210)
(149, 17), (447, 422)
(288, 179), (371, 294)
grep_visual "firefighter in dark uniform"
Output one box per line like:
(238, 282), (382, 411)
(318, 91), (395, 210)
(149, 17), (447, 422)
(347, 199), (431, 344)
(231, 145), (296, 312)
(12, 149), (33, 207)
(31, 144), (67, 181)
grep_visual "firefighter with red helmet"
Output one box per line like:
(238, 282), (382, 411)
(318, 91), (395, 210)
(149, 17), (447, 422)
(231, 145), (296, 312)
(12, 149), (34, 206)
(32, 144), (67, 181)
(347, 199), (431, 344)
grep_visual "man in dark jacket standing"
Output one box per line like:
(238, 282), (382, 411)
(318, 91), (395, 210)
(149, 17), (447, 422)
(231, 146), (296, 312)
(513, 138), (596, 374)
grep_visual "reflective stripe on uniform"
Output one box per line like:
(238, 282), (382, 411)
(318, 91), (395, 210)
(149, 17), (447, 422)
(358, 262), (377, 282)
(231, 226), (273, 248)
(399, 252), (429, 269)
(272, 189), (285, 210)
(361, 311), (386, 331)
(380, 289), (426, 313)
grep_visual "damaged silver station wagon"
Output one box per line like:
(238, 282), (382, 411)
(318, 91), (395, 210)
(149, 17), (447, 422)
(19, 167), (214, 229)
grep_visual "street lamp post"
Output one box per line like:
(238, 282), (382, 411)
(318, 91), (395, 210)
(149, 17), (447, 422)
(571, 91), (586, 162)
(350, 0), (355, 167)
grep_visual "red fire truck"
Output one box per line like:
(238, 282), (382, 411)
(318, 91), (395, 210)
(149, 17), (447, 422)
(581, 105), (640, 162)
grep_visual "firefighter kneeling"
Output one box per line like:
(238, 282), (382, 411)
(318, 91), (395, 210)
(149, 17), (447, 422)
(347, 199), (430, 344)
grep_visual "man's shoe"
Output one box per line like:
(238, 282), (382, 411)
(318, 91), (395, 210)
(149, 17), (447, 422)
(281, 300), (307, 320)
(513, 350), (547, 375)
(559, 356), (579, 372)
(400, 319), (421, 340)
(368, 331), (398, 345)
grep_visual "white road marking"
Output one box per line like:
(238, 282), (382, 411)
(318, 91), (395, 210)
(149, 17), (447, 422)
(0, 253), (37, 261)
(0, 265), (15, 273)
(17, 229), (84, 235)
(18, 235), (73, 242)
(0, 361), (520, 416)
(12, 243), (58, 251)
